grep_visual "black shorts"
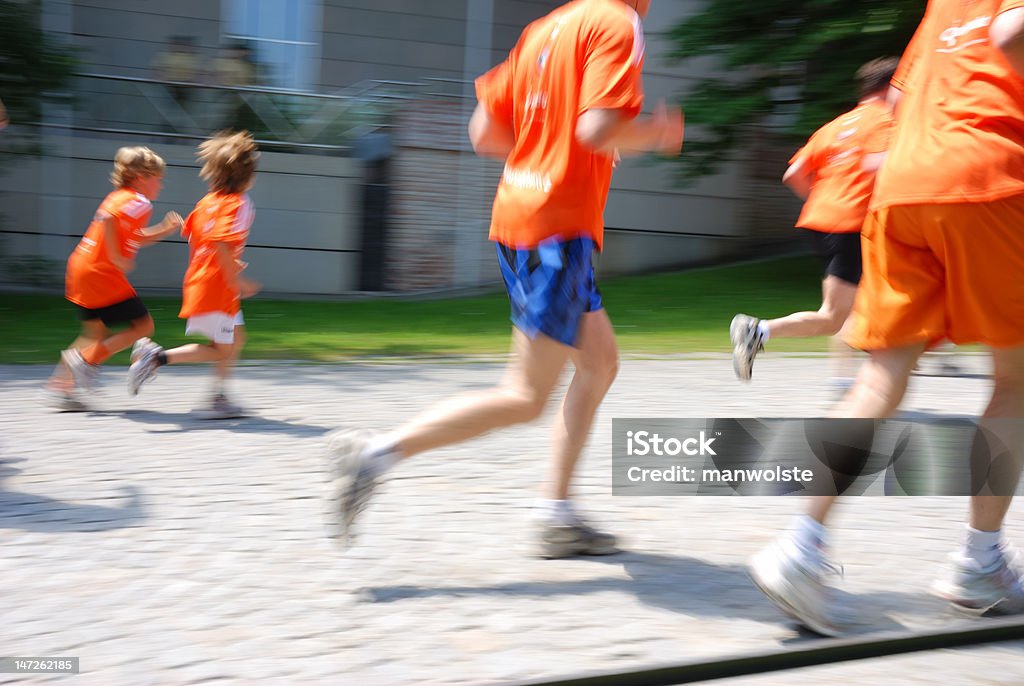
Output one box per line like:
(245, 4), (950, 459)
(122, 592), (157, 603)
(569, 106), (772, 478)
(74, 296), (149, 327)
(799, 228), (862, 286)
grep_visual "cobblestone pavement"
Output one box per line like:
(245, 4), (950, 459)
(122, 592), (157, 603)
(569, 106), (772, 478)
(1, 354), (1022, 685)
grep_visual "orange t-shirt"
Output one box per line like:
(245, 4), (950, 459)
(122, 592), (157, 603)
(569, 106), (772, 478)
(790, 99), (894, 233)
(872, 0), (1024, 208)
(475, 0), (645, 250)
(179, 192), (253, 318)
(65, 188), (153, 309)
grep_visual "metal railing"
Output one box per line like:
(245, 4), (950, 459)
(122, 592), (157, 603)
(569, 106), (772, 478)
(67, 73), (473, 153)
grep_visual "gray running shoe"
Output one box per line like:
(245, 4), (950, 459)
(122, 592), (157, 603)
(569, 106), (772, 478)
(730, 314), (764, 382)
(195, 393), (247, 420)
(932, 546), (1024, 615)
(60, 349), (99, 391)
(325, 429), (380, 548)
(537, 517), (619, 559)
(130, 337), (158, 364)
(749, 538), (844, 636)
(128, 339), (163, 396)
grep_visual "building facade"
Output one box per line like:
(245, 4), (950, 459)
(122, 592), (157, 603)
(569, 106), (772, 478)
(0, 0), (800, 295)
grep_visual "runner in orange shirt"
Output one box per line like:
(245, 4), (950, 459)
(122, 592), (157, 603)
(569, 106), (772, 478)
(751, 0), (1024, 635)
(128, 131), (260, 419)
(325, 0), (683, 556)
(52, 146), (183, 409)
(731, 58), (897, 385)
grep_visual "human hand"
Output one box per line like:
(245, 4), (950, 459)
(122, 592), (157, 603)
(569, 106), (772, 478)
(239, 276), (261, 299)
(162, 211), (184, 232)
(651, 101), (684, 156)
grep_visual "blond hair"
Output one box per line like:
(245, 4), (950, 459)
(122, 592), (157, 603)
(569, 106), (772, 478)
(198, 130), (259, 194)
(110, 146), (166, 188)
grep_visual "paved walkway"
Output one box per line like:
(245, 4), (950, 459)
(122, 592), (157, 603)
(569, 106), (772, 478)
(1, 354), (1022, 685)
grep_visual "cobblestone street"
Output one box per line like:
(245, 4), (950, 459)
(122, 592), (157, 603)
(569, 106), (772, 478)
(2, 354), (1021, 684)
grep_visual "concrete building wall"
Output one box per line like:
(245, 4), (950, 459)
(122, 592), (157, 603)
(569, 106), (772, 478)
(2, 0), (802, 294)
(0, 137), (361, 294)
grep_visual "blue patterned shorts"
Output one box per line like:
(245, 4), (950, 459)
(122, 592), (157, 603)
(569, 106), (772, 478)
(495, 236), (603, 347)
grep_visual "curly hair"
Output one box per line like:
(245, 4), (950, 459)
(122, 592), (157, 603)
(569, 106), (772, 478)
(110, 146), (166, 188)
(198, 130), (260, 194)
(856, 57), (900, 99)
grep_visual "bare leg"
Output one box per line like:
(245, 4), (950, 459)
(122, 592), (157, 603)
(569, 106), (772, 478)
(212, 325), (246, 390)
(830, 315), (859, 382)
(808, 341), (927, 525)
(548, 310), (619, 500)
(766, 275), (858, 339)
(970, 345), (1024, 531)
(393, 328), (572, 458)
(164, 342), (233, 365)
(96, 315), (156, 359)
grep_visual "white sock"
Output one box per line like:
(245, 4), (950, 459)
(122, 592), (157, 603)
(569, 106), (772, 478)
(787, 515), (827, 563)
(537, 499), (578, 526)
(757, 320), (771, 343)
(362, 434), (403, 477)
(963, 525), (1002, 568)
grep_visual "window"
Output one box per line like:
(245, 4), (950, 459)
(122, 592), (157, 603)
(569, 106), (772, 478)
(222, 0), (322, 91)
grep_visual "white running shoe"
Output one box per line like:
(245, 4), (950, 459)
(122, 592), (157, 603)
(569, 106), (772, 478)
(325, 429), (380, 549)
(749, 538), (844, 636)
(932, 545), (1024, 615)
(730, 314), (764, 382)
(127, 339), (163, 396)
(60, 349), (99, 391)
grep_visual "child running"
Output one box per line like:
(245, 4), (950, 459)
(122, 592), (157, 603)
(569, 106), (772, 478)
(128, 131), (260, 419)
(52, 146), (183, 409)
(730, 58), (897, 385)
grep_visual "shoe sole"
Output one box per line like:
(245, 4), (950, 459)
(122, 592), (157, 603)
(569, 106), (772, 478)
(127, 361), (149, 397)
(45, 392), (89, 413)
(729, 316), (756, 382)
(325, 430), (370, 549)
(748, 564), (843, 637)
(195, 410), (247, 420)
(128, 342), (162, 396)
(930, 581), (1017, 617)
(539, 541), (620, 559)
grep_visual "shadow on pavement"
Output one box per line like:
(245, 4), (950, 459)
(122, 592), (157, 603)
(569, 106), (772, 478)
(362, 550), (913, 636)
(93, 410), (333, 437)
(0, 457), (146, 532)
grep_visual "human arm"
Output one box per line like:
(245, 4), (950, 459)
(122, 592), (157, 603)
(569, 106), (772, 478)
(782, 156), (814, 200)
(468, 102), (516, 159)
(576, 100), (683, 156)
(138, 211), (184, 246)
(214, 241), (260, 298)
(992, 7), (1024, 77)
(0, 98), (7, 130)
(101, 216), (136, 273)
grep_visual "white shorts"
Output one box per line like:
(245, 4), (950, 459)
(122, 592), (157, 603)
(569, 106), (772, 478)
(185, 311), (245, 344)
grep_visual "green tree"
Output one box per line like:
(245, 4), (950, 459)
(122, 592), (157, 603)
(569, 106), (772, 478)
(0, 0), (77, 142)
(667, 0), (923, 182)
(0, 1), (77, 284)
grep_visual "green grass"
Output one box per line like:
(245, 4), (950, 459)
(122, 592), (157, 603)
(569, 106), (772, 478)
(0, 255), (832, 364)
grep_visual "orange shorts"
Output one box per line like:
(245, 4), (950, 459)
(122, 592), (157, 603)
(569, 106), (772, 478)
(847, 194), (1024, 351)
